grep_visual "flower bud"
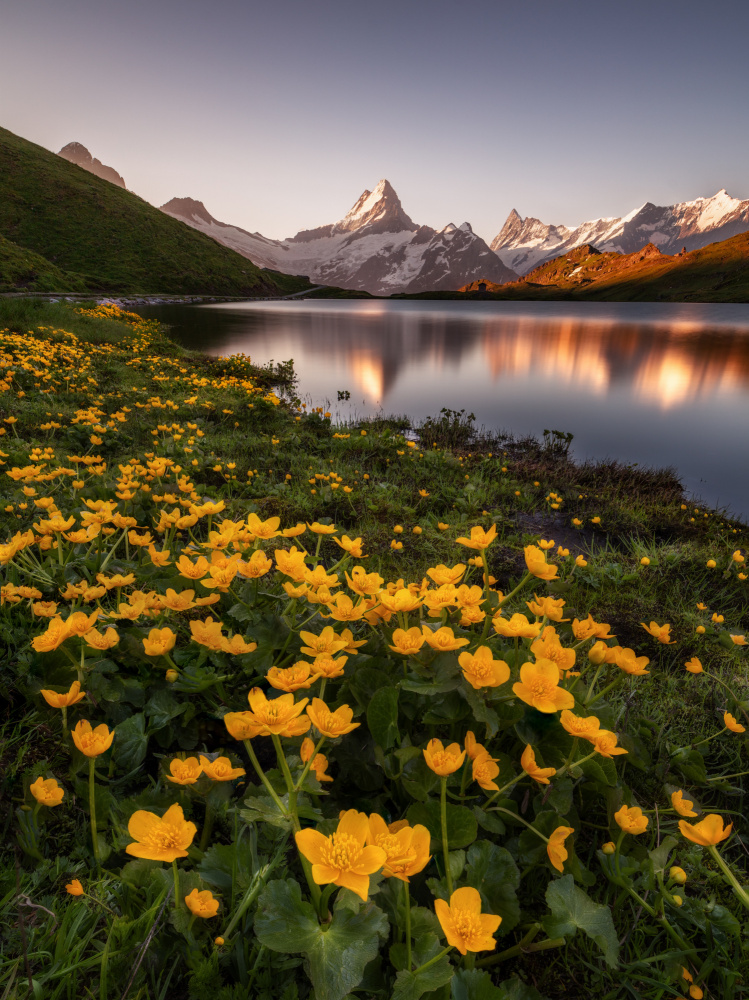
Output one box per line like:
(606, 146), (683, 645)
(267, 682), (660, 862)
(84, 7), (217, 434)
(214, 936), (225, 946)
(165, 668), (179, 683)
(669, 866), (687, 884)
(640, 557), (650, 566)
(601, 841), (616, 855)
(588, 641), (609, 666)
(671, 894), (683, 906)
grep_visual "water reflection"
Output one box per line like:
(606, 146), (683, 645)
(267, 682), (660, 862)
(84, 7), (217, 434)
(136, 300), (749, 516)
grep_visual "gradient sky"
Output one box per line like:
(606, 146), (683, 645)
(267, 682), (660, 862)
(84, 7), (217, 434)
(3, 0), (749, 242)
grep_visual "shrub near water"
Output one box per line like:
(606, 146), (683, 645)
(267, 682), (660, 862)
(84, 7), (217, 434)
(1, 304), (748, 1000)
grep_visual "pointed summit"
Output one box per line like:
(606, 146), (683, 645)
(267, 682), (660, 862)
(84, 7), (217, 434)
(336, 179), (418, 235)
(58, 142), (126, 188)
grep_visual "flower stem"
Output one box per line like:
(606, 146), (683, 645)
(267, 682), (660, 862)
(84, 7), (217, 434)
(440, 777), (453, 895)
(412, 945), (452, 976)
(88, 757), (99, 866)
(404, 881), (412, 971)
(242, 739), (288, 818)
(709, 845), (749, 911)
(200, 803), (214, 852)
(172, 859), (180, 911)
(496, 570), (533, 609)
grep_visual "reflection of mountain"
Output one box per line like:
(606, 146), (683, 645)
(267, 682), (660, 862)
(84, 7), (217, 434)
(147, 302), (749, 414)
(479, 317), (749, 409)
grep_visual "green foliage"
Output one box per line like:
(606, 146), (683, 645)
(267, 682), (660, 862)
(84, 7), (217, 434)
(544, 875), (619, 967)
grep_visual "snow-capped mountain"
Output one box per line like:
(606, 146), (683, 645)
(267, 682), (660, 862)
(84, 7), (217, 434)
(58, 142), (126, 189)
(161, 180), (517, 295)
(492, 190), (749, 275)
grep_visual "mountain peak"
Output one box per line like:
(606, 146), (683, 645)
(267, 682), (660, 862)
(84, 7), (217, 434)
(58, 142), (126, 189)
(161, 197), (217, 226)
(336, 179), (417, 235)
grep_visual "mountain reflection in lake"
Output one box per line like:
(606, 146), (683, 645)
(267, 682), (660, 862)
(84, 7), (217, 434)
(135, 300), (749, 518)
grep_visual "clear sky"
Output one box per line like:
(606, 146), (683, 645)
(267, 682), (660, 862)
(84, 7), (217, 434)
(3, 0), (749, 243)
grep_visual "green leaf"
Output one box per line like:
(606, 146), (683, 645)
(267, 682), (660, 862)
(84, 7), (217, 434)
(452, 968), (504, 999)
(578, 755), (617, 787)
(392, 955), (454, 1000)
(543, 874), (619, 967)
(461, 684), (500, 738)
(113, 712), (148, 770)
(495, 977), (549, 1000)
(464, 841), (521, 934)
(254, 880), (389, 1000)
(367, 686), (400, 750)
(407, 801), (478, 849)
(254, 878), (321, 953)
(198, 841), (255, 893)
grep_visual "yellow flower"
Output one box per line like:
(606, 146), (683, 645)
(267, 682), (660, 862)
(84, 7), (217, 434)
(160, 589), (196, 612)
(423, 738), (466, 776)
(526, 594), (569, 622)
(724, 712), (746, 733)
(299, 626), (348, 657)
(590, 729), (627, 758)
(306, 521), (337, 534)
(678, 814), (732, 846)
(615, 804), (649, 835)
(684, 656), (703, 674)
(32, 615), (70, 652)
(521, 745), (556, 785)
(221, 634), (257, 655)
(30, 776), (65, 807)
(345, 566), (384, 597)
(730, 634), (747, 646)
(267, 661), (318, 692)
(472, 751), (500, 791)
(560, 710), (601, 739)
(640, 620), (675, 644)
(547, 825), (574, 872)
(434, 886), (501, 954)
(71, 720), (114, 757)
(40, 680), (86, 708)
(126, 803), (197, 861)
(184, 888), (220, 918)
(671, 790), (698, 817)
(306, 698), (360, 738)
(366, 814), (431, 880)
(66, 878), (84, 896)
(427, 563), (466, 586)
(493, 613), (543, 639)
(530, 631), (576, 678)
(464, 730), (495, 762)
(332, 535), (364, 557)
(310, 654), (347, 679)
(189, 617), (225, 651)
(166, 757), (203, 785)
(379, 588), (422, 613)
(247, 514), (281, 539)
(512, 659), (575, 713)
(388, 626), (426, 655)
(143, 627), (177, 656)
(613, 647), (650, 676)
(199, 755), (246, 781)
(421, 626), (470, 652)
(237, 550), (273, 579)
(455, 525), (497, 551)
(524, 545), (558, 581)
(458, 646), (510, 689)
(241, 689), (311, 738)
(295, 809), (387, 901)
(300, 737), (334, 783)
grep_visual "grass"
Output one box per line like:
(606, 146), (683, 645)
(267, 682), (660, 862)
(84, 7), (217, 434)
(0, 125), (310, 297)
(0, 300), (747, 1000)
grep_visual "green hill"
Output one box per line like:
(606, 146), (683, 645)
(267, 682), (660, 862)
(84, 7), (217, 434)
(0, 233), (88, 293)
(0, 126), (308, 296)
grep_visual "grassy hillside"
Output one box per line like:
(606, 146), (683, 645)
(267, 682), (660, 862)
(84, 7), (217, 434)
(0, 126), (310, 296)
(0, 234), (87, 293)
(417, 233), (749, 302)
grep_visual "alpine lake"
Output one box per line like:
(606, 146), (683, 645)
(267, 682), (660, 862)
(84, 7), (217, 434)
(134, 299), (749, 521)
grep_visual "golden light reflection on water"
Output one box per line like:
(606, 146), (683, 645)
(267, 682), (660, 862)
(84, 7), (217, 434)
(338, 315), (749, 411)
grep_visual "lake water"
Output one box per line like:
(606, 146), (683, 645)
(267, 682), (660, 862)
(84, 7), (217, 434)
(136, 300), (749, 520)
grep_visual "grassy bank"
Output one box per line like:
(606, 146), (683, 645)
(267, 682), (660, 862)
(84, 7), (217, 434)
(1, 301), (747, 1000)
